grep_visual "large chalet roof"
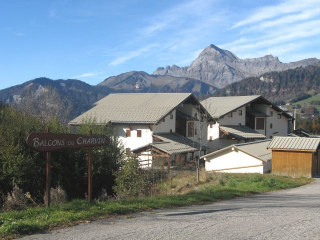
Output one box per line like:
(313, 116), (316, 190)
(201, 95), (292, 119)
(268, 137), (320, 152)
(69, 93), (199, 125)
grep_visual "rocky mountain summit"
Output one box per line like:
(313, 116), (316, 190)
(153, 44), (320, 88)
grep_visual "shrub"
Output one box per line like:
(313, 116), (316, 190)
(3, 185), (35, 211)
(113, 156), (148, 198)
(44, 186), (68, 205)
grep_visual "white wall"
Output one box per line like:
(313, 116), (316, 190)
(265, 106), (290, 138)
(205, 149), (265, 174)
(219, 106), (246, 125)
(115, 124), (153, 151)
(254, 104), (290, 138)
(153, 110), (176, 134)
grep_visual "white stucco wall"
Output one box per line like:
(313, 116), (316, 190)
(253, 104), (291, 138)
(153, 110), (176, 134)
(116, 124), (153, 151)
(219, 106), (246, 125)
(204, 149), (265, 174)
(265, 106), (290, 138)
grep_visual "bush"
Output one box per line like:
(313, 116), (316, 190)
(44, 186), (68, 206)
(113, 156), (148, 198)
(3, 185), (35, 211)
(0, 106), (123, 206)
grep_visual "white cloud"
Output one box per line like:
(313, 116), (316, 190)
(109, 44), (159, 66)
(231, 0), (319, 29)
(72, 72), (96, 78)
(222, 0), (320, 62)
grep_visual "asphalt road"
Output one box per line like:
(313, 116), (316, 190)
(20, 179), (320, 240)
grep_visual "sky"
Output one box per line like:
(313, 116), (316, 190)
(1, 0), (320, 90)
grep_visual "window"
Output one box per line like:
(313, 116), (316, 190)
(162, 117), (165, 122)
(238, 110), (242, 115)
(278, 115), (281, 119)
(137, 130), (141, 137)
(270, 111), (273, 116)
(228, 112), (232, 117)
(270, 123), (273, 129)
(195, 128), (197, 135)
(126, 129), (131, 137)
(256, 118), (265, 130)
(187, 122), (194, 137)
(170, 113), (173, 119)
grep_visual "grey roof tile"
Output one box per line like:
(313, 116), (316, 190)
(133, 133), (206, 155)
(201, 96), (260, 118)
(69, 93), (193, 125)
(220, 125), (266, 139)
(203, 140), (272, 162)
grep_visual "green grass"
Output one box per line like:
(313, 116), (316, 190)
(292, 93), (320, 111)
(0, 173), (312, 239)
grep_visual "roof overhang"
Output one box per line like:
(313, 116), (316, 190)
(220, 125), (266, 140)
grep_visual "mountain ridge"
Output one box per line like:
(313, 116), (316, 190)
(153, 44), (319, 88)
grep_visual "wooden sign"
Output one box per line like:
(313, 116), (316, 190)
(27, 129), (110, 207)
(27, 132), (109, 152)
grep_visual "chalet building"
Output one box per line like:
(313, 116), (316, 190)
(203, 140), (272, 174)
(201, 95), (293, 152)
(69, 93), (210, 167)
(268, 137), (320, 178)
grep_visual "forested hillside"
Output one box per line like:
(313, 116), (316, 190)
(213, 65), (320, 104)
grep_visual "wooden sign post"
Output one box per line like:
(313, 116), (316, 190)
(27, 130), (110, 207)
(46, 128), (51, 207)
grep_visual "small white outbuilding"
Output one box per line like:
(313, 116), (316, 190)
(203, 140), (271, 174)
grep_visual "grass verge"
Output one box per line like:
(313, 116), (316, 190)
(0, 173), (312, 239)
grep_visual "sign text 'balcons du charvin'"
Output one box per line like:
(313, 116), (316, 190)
(27, 132), (110, 152)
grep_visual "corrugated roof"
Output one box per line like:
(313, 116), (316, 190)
(236, 140), (272, 162)
(220, 125), (266, 140)
(133, 133), (205, 155)
(69, 93), (193, 125)
(203, 140), (272, 162)
(267, 137), (320, 152)
(201, 95), (260, 118)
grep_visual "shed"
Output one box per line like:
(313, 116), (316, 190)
(203, 140), (271, 174)
(268, 137), (320, 178)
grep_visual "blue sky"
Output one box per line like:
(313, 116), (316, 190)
(1, 0), (320, 90)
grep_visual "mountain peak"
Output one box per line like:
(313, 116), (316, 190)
(198, 44), (239, 60)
